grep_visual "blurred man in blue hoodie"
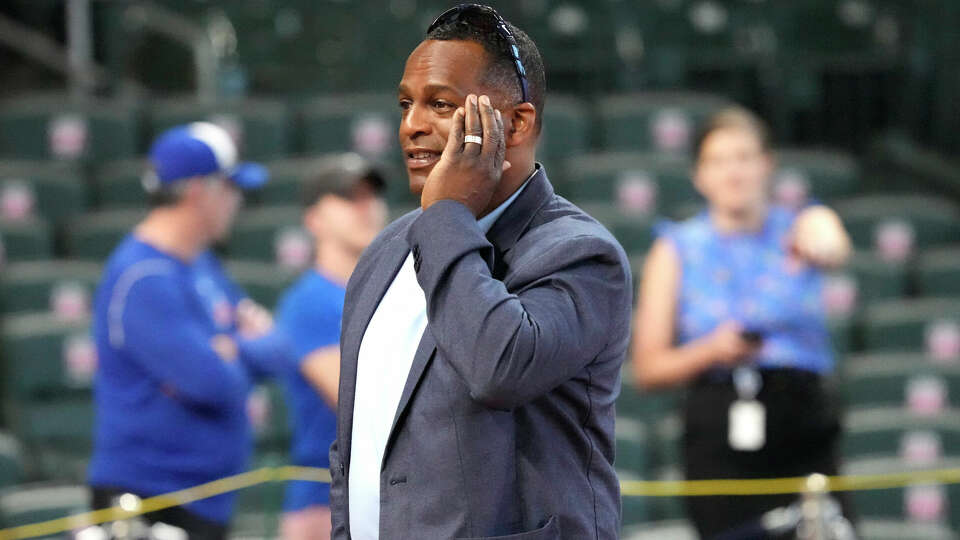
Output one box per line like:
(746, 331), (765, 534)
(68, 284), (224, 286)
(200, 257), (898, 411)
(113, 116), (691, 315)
(88, 122), (288, 540)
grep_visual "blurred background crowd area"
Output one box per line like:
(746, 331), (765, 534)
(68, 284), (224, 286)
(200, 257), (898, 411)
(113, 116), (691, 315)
(0, 0), (958, 538)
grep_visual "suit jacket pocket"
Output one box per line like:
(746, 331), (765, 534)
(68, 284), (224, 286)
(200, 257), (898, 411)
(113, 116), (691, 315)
(457, 515), (559, 540)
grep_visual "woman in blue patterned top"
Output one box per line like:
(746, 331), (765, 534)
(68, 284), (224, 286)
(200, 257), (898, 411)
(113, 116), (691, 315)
(631, 107), (853, 539)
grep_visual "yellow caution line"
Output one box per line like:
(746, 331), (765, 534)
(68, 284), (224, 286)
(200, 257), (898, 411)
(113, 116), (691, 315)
(3, 466), (960, 539)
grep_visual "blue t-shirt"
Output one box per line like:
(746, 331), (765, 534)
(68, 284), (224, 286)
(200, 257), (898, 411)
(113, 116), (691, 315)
(88, 235), (290, 524)
(658, 207), (834, 374)
(275, 270), (343, 510)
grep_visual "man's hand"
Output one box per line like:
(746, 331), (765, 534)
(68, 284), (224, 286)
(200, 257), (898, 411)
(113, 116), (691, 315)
(789, 205), (851, 269)
(236, 299), (274, 339)
(420, 94), (511, 217)
(210, 334), (238, 363)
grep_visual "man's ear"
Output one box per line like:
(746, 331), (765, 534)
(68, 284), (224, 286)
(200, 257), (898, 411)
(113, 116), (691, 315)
(303, 203), (322, 238)
(504, 102), (537, 148)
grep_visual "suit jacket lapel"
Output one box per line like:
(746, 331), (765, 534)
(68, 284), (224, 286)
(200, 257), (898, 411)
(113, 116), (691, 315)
(339, 229), (412, 466)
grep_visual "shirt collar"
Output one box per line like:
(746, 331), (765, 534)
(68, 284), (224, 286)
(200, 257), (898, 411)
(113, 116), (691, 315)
(476, 167), (538, 233)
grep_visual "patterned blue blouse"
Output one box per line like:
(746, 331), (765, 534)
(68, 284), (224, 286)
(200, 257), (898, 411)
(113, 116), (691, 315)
(657, 206), (833, 374)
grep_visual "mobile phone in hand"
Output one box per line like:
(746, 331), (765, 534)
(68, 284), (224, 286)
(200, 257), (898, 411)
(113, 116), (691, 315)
(740, 330), (764, 344)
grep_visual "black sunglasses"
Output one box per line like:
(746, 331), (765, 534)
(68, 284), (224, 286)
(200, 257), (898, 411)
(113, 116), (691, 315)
(427, 3), (530, 104)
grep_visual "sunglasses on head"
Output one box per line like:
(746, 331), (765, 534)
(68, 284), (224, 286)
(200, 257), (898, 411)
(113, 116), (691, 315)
(428, 3), (530, 104)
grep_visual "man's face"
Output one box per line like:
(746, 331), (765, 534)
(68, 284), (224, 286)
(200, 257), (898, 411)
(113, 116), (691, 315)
(309, 183), (387, 254)
(199, 176), (242, 242)
(397, 39), (501, 195)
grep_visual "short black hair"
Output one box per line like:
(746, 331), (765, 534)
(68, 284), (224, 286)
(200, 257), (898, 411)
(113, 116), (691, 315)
(426, 9), (546, 132)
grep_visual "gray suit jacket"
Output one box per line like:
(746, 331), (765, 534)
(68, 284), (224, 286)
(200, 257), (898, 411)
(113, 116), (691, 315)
(330, 167), (632, 539)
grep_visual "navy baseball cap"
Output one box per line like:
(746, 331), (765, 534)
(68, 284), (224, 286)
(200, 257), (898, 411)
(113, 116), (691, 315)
(145, 122), (268, 191)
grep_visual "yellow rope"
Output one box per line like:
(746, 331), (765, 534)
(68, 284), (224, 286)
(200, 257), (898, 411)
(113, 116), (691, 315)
(3, 466), (960, 539)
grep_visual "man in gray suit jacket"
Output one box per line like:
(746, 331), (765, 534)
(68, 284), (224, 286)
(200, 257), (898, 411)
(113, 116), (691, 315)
(330, 5), (632, 539)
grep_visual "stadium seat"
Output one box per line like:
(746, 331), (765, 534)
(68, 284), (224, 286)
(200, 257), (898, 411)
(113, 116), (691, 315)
(596, 92), (731, 154)
(226, 205), (303, 265)
(653, 413), (684, 473)
(842, 406), (960, 463)
(299, 94), (399, 159)
(559, 152), (698, 217)
(857, 519), (955, 540)
(773, 149), (861, 203)
(917, 246), (960, 298)
(0, 431), (24, 489)
(249, 383), (291, 453)
(843, 456), (960, 524)
(147, 98), (291, 160)
(842, 353), (960, 408)
(579, 203), (655, 255)
(0, 218), (53, 263)
(834, 194), (960, 255)
(0, 313), (94, 400)
(0, 161), (88, 223)
(93, 159), (147, 209)
(621, 520), (697, 540)
(862, 299), (960, 352)
(256, 155), (410, 208)
(846, 253), (909, 303)
(63, 209), (143, 261)
(0, 483), (89, 531)
(225, 261), (298, 311)
(615, 417), (648, 476)
(0, 95), (140, 163)
(537, 95), (591, 165)
(0, 260), (101, 315)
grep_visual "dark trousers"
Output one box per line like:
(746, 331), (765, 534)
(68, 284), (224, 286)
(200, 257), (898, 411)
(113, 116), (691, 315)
(682, 369), (855, 539)
(91, 486), (228, 540)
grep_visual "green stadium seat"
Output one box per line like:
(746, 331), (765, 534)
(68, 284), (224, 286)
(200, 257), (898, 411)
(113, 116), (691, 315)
(615, 417), (648, 476)
(596, 92), (730, 153)
(857, 519), (955, 540)
(618, 469), (651, 528)
(0, 484), (89, 532)
(834, 194), (960, 255)
(148, 98), (291, 160)
(64, 209), (143, 261)
(0, 218), (53, 263)
(255, 155), (410, 208)
(773, 149), (861, 203)
(862, 299), (960, 352)
(842, 406), (960, 460)
(579, 203), (655, 254)
(559, 152), (698, 217)
(846, 253), (909, 303)
(537, 95), (591, 165)
(225, 205), (303, 265)
(842, 353), (960, 408)
(0, 313), (94, 400)
(653, 413), (683, 473)
(843, 456), (960, 524)
(249, 383), (291, 454)
(0, 161), (87, 223)
(0, 261), (101, 315)
(299, 94), (398, 159)
(0, 432), (24, 489)
(0, 95), (140, 163)
(622, 520), (697, 540)
(225, 261), (298, 310)
(93, 159), (148, 210)
(917, 246), (960, 298)
(828, 315), (856, 355)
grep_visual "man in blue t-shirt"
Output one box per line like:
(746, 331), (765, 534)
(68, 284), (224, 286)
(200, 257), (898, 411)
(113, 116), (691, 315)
(275, 154), (386, 540)
(88, 123), (289, 540)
